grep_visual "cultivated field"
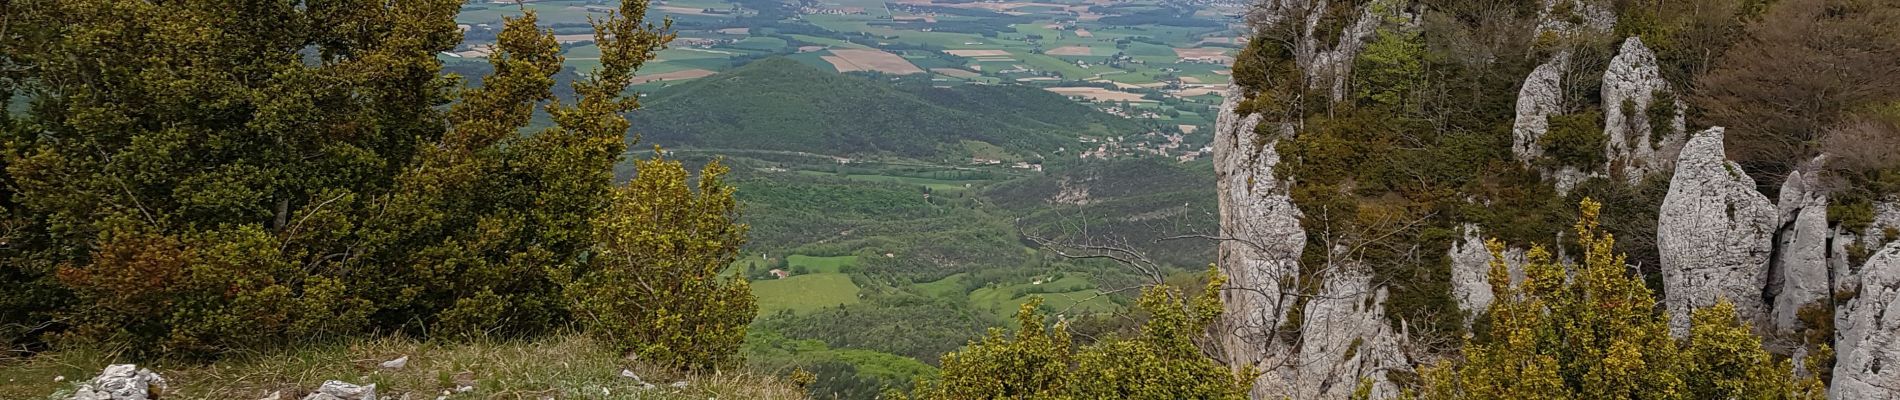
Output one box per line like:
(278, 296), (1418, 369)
(631, 69), (717, 84)
(751, 273), (863, 314)
(1045, 86), (1153, 102)
(823, 49), (926, 74)
(1045, 46), (1094, 56)
(945, 49), (1012, 57)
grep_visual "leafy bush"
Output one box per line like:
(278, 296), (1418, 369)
(1410, 200), (1824, 399)
(1538, 111), (1609, 171)
(564, 153), (757, 370)
(899, 267), (1251, 399)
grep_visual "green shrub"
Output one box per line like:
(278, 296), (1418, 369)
(1539, 111), (1609, 171)
(901, 267), (1251, 399)
(565, 154), (757, 370)
(1646, 90), (1679, 148)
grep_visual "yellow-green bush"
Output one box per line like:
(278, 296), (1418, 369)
(564, 153), (757, 370)
(902, 267), (1251, 399)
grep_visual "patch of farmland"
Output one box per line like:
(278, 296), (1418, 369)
(932, 68), (982, 78)
(752, 273), (863, 315)
(1044, 46), (1094, 56)
(631, 69), (717, 84)
(823, 49), (926, 74)
(1044, 86), (1153, 103)
(945, 49), (1012, 57)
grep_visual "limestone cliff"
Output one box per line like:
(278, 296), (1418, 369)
(1212, 84), (1306, 396)
(1601, 37), (1687, 181)
(1768, 169), (1833, 337)
(1832, 242), (1900, 399)
(1657, 127), (1776, 337)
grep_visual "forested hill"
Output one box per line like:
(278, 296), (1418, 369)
(629, 57), (1142, 159)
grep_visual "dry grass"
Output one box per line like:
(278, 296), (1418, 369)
(0, 334), (807, 400)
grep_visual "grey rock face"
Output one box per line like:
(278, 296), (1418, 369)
(1303, 0), (1391, 102)
(1215, 84), (1411, 399)
(1281, 266), (1410, 400)
(1657, 127), (1776, 337)
(302, 381), (377, 400)
(1769, 171), (1833, 336)
(1449, 225), (1527, 323)
(70, 365), (167, 400)
(1512, 53), (1569, 164)
(1601, 37), (1686, 181)
(1832, 242), (1900, 399)
(1211, 84), (1307, 398)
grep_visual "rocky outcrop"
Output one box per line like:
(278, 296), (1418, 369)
(1212, 85), (1307, 398)
(1768, 170), (1833, 337)
(1303, 0), (1391, 102)
(1657, 127), (1776, 337)
(1512, 53), (1569, 163)
(1450, 225), (1527, 322)
(1601, 37), (1686, 181)
(1832, 242), (1900, 399)
(71, 365), (167, 400)
(1279, 266), (1410, 400)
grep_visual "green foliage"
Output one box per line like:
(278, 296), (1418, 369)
(902, 268), (1251, 399)
(1539, 111), (1609, 171)
(564, 153), (756, 370)
(0, 0), (755, 368)
(1410, 199), (1824, 399)
(1353, 4), (1426, 110)
(1645, 90), (1678, 149)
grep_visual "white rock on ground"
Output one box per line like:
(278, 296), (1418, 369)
(378, 356), (407, 370)
(1657, 127), (1776, 337)
(1832, 242), (1900, 399)
(1601, 37), (1686, 182)
(70, 364), (167, 400)
(301, 381), (376, 400)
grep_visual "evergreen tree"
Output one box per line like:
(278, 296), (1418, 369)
(0, 0), (714, 360)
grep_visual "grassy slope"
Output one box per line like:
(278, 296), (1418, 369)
(0, 335), (806, 400)
(752, 273), (863, 314)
